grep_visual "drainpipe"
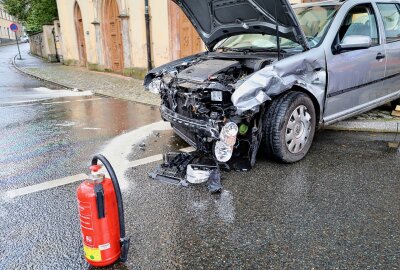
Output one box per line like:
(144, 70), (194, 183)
(51, 28), (59, 62)
(144, 0), (152, 71)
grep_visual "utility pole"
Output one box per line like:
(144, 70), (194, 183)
(15, 31), (22, 60)
(144, 0), (152, 71)
(10, 23), (21, 60)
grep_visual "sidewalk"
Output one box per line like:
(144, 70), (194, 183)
(0, 42), (18, 47)
(12, 46), (400, 133)
(13, 47), (160, 106)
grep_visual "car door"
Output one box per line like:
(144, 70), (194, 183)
(376, 2), (400, 98)
(323, 3), (386, 122)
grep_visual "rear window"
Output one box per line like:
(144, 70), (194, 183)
(377, 3), (400, 43)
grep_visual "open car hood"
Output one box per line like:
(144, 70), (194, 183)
(173, 0), (310, 51)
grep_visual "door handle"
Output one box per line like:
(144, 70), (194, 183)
(376, 53), (386, 60)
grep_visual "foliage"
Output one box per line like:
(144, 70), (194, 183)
(3, 0), (58, 33)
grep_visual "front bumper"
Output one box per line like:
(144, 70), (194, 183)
(160, 105), (219, 148)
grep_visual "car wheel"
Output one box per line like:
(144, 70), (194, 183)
(261, 95), (282, 159)
(264, 92), (316, 163)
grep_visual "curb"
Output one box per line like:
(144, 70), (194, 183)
(11, 53), (160, 107)
(326, 120), (400, 134)
(325, 126), (397, 134)
(12, 54), (76, 91)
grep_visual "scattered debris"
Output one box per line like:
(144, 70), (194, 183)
(207, 169), (223, 193)
(388, 142), (399, 149)
(391, 105), (400, 117)
(149, 152), (223, 193)
(139, 142), (146, 151)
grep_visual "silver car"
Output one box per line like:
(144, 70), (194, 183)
(145, 0), (400, 169)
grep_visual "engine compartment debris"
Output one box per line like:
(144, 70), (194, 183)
(149, 152), (223, 193)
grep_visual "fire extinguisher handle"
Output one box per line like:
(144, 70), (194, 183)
(91, 155), (127, 239)
(94, 184), (105, 219)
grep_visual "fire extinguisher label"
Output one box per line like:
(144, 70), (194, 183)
(99, 243), (111, 251)
(83, 245), (102, 262)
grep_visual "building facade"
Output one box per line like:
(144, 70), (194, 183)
(55, 0), (310, 78)
(0, 1), (23, 44)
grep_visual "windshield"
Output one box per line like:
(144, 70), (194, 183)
(215, 5), (339, 51)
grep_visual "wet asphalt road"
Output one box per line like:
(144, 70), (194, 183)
(1, 44), (400, 269)
(0, 44), (160, 191)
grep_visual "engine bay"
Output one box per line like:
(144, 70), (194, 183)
(149, 53), (278, 170)
(156, 54), (276, 122)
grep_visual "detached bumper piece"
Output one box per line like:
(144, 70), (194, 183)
(148, 152), (223, 193)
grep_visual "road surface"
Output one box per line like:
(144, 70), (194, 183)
(1, 44), (399, 269)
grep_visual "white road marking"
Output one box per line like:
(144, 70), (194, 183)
(0, 103), (37, 109)
(4, 174), (88, 199)
(0, 99), (45, 105)
(82, 127), (101, 130)
(2, 123), (196, 199)
(100, 121), (173, 190)
(41, 101), (71, 105)
(128, 154), (163, 168)
(0, 98), (103, 109)
(56, 121), (76, 127)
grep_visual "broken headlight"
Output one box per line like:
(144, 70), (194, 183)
(147, 78), (162, 94)
(214, 122), (238, 163)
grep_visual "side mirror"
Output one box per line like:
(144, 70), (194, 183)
(338, 35), (372, 52)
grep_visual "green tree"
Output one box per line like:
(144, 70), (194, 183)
(3, 0), (58, 33)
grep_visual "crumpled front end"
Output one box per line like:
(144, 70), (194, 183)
(160, 104), (219, 151)
(146, 54), (273, 170)
(145, 48), (327, 169)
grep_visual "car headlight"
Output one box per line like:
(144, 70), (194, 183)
(214, 140), (233, 163)
(214, 122), (238, 162)
(147, 78), (162, 94)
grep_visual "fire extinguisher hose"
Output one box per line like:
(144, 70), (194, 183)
(91, 154), (130, 262)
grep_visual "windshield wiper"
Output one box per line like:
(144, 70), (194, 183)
(260, 47), (288, 53)
(218, 47), (246, 52)
(218, 46), (287, 53)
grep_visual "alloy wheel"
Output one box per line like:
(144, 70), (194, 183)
(285, 105), (312, 154)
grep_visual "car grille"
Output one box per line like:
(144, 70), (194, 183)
(166, 94), (198, 146)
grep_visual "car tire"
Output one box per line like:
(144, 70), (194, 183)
(263, 92), (316, 163)
(261, 95), (284, 159)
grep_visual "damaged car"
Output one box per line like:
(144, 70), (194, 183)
(145, 0), (400, 169)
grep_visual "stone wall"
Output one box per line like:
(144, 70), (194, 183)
(29, 32), (44, 58)
(28, 21), (62, 62)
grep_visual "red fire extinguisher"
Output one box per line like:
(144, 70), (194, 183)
(77, 154), (130, 267)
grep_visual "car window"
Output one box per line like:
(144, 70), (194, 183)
(377, 3), (400, 43)
(214, 5), (339, 51)
(295, 5), (339, 47)
(337, 4), (379, 46)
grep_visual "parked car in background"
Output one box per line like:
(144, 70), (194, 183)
(20, 35), (29, 43)
(145, 0), (400, 169)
